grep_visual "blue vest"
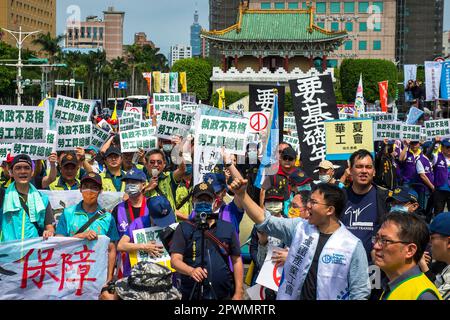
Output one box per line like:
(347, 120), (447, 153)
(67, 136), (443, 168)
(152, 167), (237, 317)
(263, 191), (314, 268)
(434, 153), (450, 188)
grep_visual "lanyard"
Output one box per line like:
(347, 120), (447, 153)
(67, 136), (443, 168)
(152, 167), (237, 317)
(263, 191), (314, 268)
(127, 197), (146, 222)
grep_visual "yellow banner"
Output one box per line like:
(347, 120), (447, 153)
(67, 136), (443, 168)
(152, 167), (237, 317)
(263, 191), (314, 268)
(179, 72), (187, 93)
(324, 119), (374, 160)
(129, 251), (175, 272)
(153, 71), (161, 93)
(217, 87), (225, 110)
(161, 73), (170, 93)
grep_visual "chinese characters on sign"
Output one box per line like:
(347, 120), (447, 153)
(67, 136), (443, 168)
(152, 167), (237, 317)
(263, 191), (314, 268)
(56, 122), (92, 151)
(91, 126), (111, 149)
(53, 95), (94, 123)
(11, 143), (54, 160)
(120, 127), (158, 153)
(0, 105), (49, 143)
(289, 74), (339, 176)
(153, 93), (181, 111)
(373, 122), (402, 141)
(156, 108), (193, 140)
(401, 124), (421, 141)
(119, 116), (135, 132)
(131, 227), (172, 270)
(424, 119), (450, 140)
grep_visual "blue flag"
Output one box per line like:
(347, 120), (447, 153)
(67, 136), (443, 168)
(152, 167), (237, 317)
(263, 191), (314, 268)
(254, 94), (279, 188)
(406, 106), (424, 125)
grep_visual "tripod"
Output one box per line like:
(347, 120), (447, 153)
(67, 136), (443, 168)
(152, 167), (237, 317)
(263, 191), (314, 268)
(189, 214), (217, 300)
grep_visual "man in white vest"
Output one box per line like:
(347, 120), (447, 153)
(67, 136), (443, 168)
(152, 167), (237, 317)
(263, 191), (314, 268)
(229, 178), (370, 300)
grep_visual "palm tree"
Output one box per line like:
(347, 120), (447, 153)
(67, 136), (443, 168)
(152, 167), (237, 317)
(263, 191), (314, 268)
(32, 32), (65, 63)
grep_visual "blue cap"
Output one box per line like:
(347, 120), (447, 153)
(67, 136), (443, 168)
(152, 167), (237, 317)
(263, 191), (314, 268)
(441, 138), (450, 147)
(429, 212), (450, 236)
(203, 173), (227, 193)
(422, 141), (432, 149)
(86, 146), (99, 153)
(387, 186), (418, 203)
(147, 196), (176, 227)
(123, 168), (147, 182)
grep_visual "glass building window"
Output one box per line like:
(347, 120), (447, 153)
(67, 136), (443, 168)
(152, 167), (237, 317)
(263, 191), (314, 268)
(330, 2), (340, 13)
(359, 22), (367, 31)
(344, 40), (352, 50)
(316, 2), (326, 13)
(327, 59), (338, 68)
(275, 2), (285, 9)
(344, 2), (354, 13)
(331, 22), (339, 31)
(261, 2), (271, 9)
(87, 27), (91, 38)
(359, 40), (367, 50)
(358, 2), (369, 13)
(345, 22), (353, 32)
(302, 1), (308, 9)
(373, 22), (381, 32)
(288, 2), (299, 9)
(80, 27), (85, 38)
(373, 40), (381, 50)
(317, 22), (325, 28)
(372, 1), (383, 13)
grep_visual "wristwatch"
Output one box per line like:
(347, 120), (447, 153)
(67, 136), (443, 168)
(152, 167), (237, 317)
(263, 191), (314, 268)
(224, 162), (232, 168)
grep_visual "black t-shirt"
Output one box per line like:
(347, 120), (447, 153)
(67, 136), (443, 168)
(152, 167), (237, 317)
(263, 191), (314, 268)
(300, 232), (332, 300)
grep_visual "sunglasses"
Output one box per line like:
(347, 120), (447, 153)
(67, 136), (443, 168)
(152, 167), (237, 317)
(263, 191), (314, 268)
(149, 160), (163, 165)
(282, 156), (295, 162)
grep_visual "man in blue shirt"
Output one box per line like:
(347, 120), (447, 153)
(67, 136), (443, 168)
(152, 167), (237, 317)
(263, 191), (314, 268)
(56, 172), (119, 283)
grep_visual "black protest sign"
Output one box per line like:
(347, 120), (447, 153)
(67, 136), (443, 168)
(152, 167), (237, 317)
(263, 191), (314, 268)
(289, 74), (339, 177)
(249, 85), (285, 141)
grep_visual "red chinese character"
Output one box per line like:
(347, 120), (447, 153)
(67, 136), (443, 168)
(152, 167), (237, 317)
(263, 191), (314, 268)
(60, 245), (97, 296)
(15, 248), (60, 289)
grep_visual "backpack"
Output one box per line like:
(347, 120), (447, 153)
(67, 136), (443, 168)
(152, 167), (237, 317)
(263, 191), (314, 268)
(375, 153), (397, 190)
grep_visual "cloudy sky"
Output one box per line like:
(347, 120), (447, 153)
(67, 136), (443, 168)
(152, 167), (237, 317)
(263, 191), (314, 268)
(57, 0), (450, 58)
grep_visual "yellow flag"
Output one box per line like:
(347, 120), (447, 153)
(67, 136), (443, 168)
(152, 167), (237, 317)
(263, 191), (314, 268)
(111, 99), (118, 121)
(37, 98), (47, 107)
(179, 72), (187, 93)
(153, 71), (161, 93)
(217, 87), (225, 109)
(77, 89), (82, 100)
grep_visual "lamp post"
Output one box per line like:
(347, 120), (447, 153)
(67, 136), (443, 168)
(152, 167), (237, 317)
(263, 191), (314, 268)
(1, 26), (41, 106)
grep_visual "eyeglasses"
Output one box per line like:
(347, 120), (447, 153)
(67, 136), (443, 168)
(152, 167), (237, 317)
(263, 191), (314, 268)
(149, 160), (163, 165)
(372, 235), (410, 247)
(282, 156), (294, 162)
(307, 199), (329, 207)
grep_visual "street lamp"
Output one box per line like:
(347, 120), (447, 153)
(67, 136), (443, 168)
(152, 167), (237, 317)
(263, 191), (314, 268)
(1, 26), (41, 106)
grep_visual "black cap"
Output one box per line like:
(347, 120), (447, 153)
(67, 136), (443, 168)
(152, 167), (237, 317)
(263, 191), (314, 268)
(11, 154), (32, 169)
(61, 152), (78, 167)
(80, 172), (102, 187)
(192, 182), (215, 200)
(281, 146), (297, 159)
(104, 146), (122, 158)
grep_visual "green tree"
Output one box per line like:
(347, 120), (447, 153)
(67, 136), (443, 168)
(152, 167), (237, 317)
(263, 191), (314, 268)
(171, 57), (213, 101)
(339, 59), (398, 103)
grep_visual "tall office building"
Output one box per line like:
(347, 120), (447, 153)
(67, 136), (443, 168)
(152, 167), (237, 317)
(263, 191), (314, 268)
(396, 0), (444, 65)
(248, 0), (396, 67)
(444, 30), (450, 57)
(0, 0), (56, 52)
(191, 10), (202, 57)
(65, 6), (124, 60)
(169, 44), (192, 67)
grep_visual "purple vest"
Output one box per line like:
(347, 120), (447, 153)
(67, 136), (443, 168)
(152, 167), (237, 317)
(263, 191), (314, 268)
(116, 201), (149, 277)
(401, 152), (417, 183)
(414, 154), (434, 193)
(434, 153), (450, 188)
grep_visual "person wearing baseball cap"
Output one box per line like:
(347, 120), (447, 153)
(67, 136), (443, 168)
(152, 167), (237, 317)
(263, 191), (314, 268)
(431, 137), (450, 216)
(0, 154), (55, 242)
(49, 152), (80, 191)
(100, 146), (126, 192)
(315, 160), (345, 188)
(386, 186), (421, 215)
(429, 212), (450, 299)
(169, 181), (244, 300)
(56, 171), (119, 282)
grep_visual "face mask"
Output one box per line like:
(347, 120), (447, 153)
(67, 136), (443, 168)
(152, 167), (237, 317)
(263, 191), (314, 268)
(390, 204), (409, 214)
(194, 201), (213, 214)
(81, 189), (99, 206)
(264, 201), (283, 214)
(185, 164), (193, 175)
(125, 183), (141, 197)
(85, 154), (93, 161)
(162, 144), (173, 152)
(319, 175), (331, 183)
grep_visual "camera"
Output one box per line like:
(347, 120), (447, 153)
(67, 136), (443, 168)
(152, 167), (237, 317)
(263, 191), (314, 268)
(194, 211), (218, 230)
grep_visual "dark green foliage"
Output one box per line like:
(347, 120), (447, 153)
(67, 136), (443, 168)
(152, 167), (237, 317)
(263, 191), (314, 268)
(171, 58), (213, 101)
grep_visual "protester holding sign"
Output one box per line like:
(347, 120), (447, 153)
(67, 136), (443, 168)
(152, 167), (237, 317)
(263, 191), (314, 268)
(55, 172), (119, 283)
(100, 147), (126, 192)
(0, 154), (55, 242)
(230, 179), (369, 300)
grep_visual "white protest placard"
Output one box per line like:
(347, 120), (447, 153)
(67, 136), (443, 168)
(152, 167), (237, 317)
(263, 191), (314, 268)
(157, 108), (194, 140)
(125, 103), (142, 114)
(0, 236), (109, 300)
(120, 127), (158, 153)
(11, 143), (54, 160)
(373, 121), (403, 141)
(119, 116), (135, 132)
(56, 122), (92, 151)
(45, 130), (57, 146)
(53, 95), (94, 123)
(195, 115), (249, 155)
(153, 93), (181, 111)
(98, 119), (113, 133)
(122, 110), (142, 123)
(193, 146), (222, 186)
(359, 112), (395, 122)
(255, 246), (283, 292)
(181, 104), (199, 113)
(0, 105), (49, 143)
(0, 143), (13, 161)
(244, 112), (270, 134)
(400, 124), (422, 141)
(91, 126), (111, 149)
(131, 226), (173, 271)
(424, 119), (450, 140)
(283, 116), (297, 131)
(283, 135), (300, 152)
(138, 120), (153, 128)
(246, 284), (266, 301)
(420, 127), (428, 141)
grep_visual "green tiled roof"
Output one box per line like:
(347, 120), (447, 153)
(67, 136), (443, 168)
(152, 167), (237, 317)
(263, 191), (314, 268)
(202, 9), (347, 42)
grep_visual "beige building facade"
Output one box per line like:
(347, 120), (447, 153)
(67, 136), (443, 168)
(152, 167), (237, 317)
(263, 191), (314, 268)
(249, 0), (396, 66)
(0, 0), (56, 52)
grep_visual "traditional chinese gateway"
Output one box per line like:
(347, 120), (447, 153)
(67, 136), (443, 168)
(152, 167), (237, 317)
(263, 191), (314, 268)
(201, 1), (348, 92)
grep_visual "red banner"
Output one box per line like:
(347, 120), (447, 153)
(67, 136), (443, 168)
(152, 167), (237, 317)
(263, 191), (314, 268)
(378, 81), (388, 113)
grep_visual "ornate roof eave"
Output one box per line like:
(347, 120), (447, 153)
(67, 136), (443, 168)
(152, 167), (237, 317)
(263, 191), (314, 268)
(201, 34), (348, 44)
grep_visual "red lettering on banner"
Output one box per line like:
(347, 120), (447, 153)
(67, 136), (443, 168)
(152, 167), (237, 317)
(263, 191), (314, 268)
(15, 248), (60, 289)
(273, 262), (282, 287)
